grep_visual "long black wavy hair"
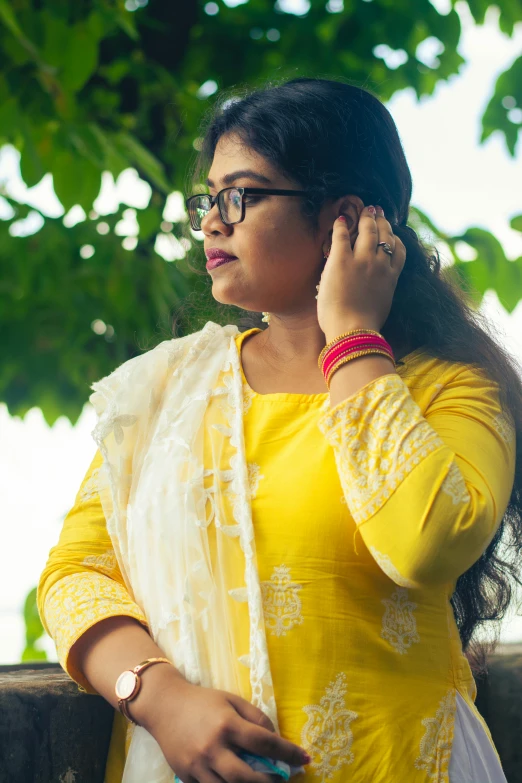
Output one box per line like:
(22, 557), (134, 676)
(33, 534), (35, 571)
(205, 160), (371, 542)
(178, 76), (522, 677)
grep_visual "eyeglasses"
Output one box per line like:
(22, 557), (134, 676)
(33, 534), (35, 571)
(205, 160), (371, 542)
(185, 187), (309, 231)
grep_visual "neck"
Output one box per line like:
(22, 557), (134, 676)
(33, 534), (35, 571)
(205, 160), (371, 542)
(257, 317), (327, 368)
(253, 319), (414, 368)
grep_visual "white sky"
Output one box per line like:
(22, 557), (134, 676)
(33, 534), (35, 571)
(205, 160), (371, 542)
(1, 4), (522, 663)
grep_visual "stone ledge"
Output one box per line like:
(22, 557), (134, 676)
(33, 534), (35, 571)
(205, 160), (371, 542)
(0, 663), (114, 783)
(1, 654), (522, 782)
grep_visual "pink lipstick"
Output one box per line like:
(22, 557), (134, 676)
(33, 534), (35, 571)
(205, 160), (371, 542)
(205, 249), (238, 270)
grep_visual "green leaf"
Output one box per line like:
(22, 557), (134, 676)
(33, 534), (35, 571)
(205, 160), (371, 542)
(40, 11), (70, 69)
(19, 121), (45, 187)
(61, 23), (99, 92)
(115, 132), (171, 193)
(21, 646), (48, 662)
(88, 123), (129, 178)
(137, 205), (162, 240)
(510, 214), (522, 233)
(481, 55), (522, 157)
(23, 587), (46, 650)
(52, 151), (102, 212)
(0, 96), (21, 142)
(453, 227), (522, 313)
(0, 0), (24, 39)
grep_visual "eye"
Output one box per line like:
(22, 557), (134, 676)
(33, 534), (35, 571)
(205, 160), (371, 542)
(243, 195), (262, 204)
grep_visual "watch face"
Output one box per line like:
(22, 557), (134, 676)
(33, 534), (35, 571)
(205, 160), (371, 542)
(116, 670), (138, 700)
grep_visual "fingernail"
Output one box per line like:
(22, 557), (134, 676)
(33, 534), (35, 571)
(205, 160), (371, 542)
(375, 205), (385, 217)
(338, 215), (346, 222)
(368, 205), (376, 216)
(301, 752), (312, 764)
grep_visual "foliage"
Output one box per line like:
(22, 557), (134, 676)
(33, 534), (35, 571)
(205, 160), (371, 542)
(410, 207), (522, 313)
(0, 0), (521, 423)
(21, 586), (48, 661)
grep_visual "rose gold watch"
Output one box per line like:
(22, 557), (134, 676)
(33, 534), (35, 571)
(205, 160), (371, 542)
(115, 657), (173, 724)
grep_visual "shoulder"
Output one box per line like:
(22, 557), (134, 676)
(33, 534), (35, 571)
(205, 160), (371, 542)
(398, 349), (505, 415)
(91, 322), (239, 391)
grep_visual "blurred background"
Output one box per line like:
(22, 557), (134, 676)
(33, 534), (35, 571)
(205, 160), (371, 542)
(1, 0), (521, 664)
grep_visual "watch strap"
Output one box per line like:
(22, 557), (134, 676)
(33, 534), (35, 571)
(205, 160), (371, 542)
(116, 657), (173, 725)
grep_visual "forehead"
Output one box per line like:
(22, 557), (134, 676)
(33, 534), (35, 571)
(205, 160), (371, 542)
(206, 134), (280, 187)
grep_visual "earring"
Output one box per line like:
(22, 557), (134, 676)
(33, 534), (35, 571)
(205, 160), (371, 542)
(261, 312), (271, 324)
(315, 247), (330, 299)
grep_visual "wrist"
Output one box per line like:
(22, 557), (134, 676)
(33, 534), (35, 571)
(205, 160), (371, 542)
(122, 662), (191, 733)
(324, 321), (382, 344)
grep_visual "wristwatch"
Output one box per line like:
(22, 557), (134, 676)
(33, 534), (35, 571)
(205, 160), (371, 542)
(115, 657), (173, 724)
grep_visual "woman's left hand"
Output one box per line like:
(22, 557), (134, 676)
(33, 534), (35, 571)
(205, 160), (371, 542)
(316, 205), (406, 339)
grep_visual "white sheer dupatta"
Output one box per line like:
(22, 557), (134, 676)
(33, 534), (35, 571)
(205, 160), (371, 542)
(89, 321), (278, 783)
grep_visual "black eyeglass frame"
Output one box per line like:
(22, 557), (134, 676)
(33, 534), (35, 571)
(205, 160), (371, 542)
(185, 187), (309, 231)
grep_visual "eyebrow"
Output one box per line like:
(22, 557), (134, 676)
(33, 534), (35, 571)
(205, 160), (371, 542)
(205, 169), (272, 188)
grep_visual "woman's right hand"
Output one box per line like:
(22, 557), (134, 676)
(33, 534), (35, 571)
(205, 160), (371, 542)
(144, 677), (311, 782)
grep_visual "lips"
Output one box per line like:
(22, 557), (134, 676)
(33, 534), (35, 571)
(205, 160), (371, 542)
(206, 255), (237, 270)
(205, 248), (238, 270)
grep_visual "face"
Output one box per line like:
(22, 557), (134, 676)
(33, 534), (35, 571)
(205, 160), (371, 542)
(201, 133), (362, 320)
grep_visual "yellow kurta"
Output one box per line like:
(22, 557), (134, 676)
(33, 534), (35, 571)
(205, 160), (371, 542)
(37, 327), (516, 783)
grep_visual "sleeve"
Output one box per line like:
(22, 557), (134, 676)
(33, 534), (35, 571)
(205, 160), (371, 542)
(36, 449), (149, 694)
(317, 365), (516, 589)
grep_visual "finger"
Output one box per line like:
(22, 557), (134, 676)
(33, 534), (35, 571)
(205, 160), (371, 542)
(352, 206), (379, 261)
(374, 208), (396, 257)
(199, 769), (227, 783)
(226, 694), (276, 733)
(214, 749), (276, 783)
(205, 771), (227, 783)
(331, 213), (354, 261)
(229, 720), (309, 768)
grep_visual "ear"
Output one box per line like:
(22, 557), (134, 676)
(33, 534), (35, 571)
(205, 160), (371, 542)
(334, 195), (364, 242)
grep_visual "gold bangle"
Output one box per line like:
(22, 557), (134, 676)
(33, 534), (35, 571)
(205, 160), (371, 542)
(326, 349), (395, 388)
(324, 346), (394, 378)
(318, 329), (382, 367)
(318, 328), (382, 368)
(326, 349), (396, 389)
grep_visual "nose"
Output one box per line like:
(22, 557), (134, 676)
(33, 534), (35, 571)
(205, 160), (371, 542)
(201, 204), (232, 235)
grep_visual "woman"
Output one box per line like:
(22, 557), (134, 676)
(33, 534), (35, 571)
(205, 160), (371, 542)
(37, 78), (521, 783)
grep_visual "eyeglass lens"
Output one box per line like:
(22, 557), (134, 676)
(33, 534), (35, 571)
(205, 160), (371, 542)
(189, 188), (242, 230)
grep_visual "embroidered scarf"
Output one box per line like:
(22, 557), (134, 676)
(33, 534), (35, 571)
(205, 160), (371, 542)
(90, 321), (284, 782)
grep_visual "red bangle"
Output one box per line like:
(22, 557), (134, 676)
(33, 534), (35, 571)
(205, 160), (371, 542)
(320, 333), (391, 368)
(318, 328), (383, 367)
(325, 349), (395, 388)
(322, 336), (393, 376)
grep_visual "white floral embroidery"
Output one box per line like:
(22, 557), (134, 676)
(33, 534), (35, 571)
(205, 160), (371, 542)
(380, 587), (420, 654)
(369, 546), (418, 588)
(78, 467), (101, 503)
(301, 671), (358, 781)
(228, 586), (248, 602)
(97, 411), (138, 445)
(318, 375), (444, 524)
(81, 549), (118, 577)
(44, 573), (147, 672)
(247, 462), (264, 499)
(494, 411), (515, 445)
(319, 397), (330, 415)
(242, 382), (257, 414)
(261, 565), (303, 637)
(414, 688), (456, 782)
(440, 462), (470, 505)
